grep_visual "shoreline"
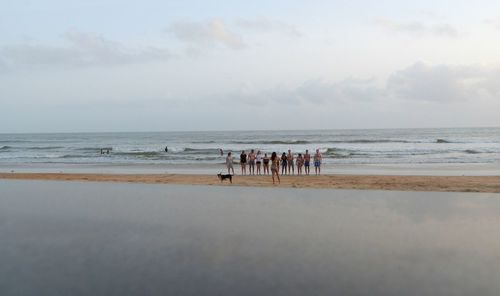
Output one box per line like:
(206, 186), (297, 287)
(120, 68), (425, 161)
(1, 172), (499, 193)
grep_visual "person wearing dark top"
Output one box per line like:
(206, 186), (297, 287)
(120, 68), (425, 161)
(263, 153), (270, 175)
(240, 150), (247, 175)
(281, 152), (288, 175)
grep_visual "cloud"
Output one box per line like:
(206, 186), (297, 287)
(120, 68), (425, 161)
(373, 19), (459, 38)
(220, 78), (382, 106)
(387, 62), (500, 102)
(236, 17), (302, 37)
(484, 18), (500, 29)
(220, 62), (500, 107)
(0, 29), (171, 69)
(168, 19), (247, 50)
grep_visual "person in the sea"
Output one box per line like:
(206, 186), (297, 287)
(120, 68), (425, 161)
(263, 153), (270, 175)
(281, 152), (288, 175)
(226, 152), (234, 175)
(314, 148), (322, 175)
(256, 150), (262, 175)
(296, 153), (304, 176)
(219, 148), (223, 156)
(287, 149), (295, 175)
(248, 149), (256, 175)
(304, 149), (311, 175)
(240, 150), (247, 175)
(271, 152), (280, 184)
(164, 146), (168, 152)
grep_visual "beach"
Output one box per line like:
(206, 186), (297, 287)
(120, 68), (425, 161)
(2, 180), (500, 295)
(1, 172), (500, 192)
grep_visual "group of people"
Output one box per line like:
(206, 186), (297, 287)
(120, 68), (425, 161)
(225, 149), (323, 184)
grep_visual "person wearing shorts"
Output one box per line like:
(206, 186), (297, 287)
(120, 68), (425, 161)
(248, 149), (256, 175)
(226, 152), (234, 175)
(281, 152), (288, 175)
(314, 149), (322, 175)
(304, 149), (311, 175)
(256, 150), (262, 175)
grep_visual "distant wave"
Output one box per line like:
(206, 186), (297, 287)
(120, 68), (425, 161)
(183, 148), (221, 154)
(228, 139), (414, 145)
(114, 151), (161, 157)
(191, 140), (217, 144)
(230, 140), (311, 145)
(28, 146), (64, 150)
(331, 139), (412, 144)
(464, 149), (480, 154)
(436, 139), (451, 143)
(324, 148), (353, 158)
(0, 145), (11, 150)
(76, 147), (109, 151)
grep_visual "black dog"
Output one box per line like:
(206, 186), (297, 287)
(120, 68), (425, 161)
(217, 173), (233, 183)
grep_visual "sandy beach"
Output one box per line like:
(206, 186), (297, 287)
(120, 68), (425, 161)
(1, 172), (499, 192)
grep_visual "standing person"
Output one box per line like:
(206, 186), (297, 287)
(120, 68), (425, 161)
(263, 153), (270, 175)
(256, 150), (262, 175)
(296, 153), (304, 176)
(226, 152), (234, 175)
(271, 152), (280, 184)
(304, 149), (311, 175)
(219, 148), (224, 156)
(248, 149), (256, 175)
(281, 152), (288, 175)
(287, 149), (295, 175)
(240, 150), (247, 175)
(314, 148), (322, 175)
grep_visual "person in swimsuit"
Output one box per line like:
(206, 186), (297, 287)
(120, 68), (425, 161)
(263, 153), (270, 175)
(314, 148), (322, 175)
(270, 152), (280, 184)
(281, 152), (288, 175)
(296, 153), (304, 176)
(287, 149), (295, 175)
(240, 150), (247, 175)
(256, 150), (262, 175)
(248, 149), (256, 175)
(304, 149), (311, 175)
(226, 152), (234, 175)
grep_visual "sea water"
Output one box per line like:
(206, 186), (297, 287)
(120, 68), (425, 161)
(1, 128), (500, 166)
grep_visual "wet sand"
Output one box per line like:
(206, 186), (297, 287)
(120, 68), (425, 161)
(1, 172), (500, 192)
(2, 180), (500, 295)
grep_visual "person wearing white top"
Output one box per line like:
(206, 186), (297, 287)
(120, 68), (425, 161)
(256, 150), (263, 175)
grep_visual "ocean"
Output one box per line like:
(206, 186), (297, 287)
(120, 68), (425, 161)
(1, 128), (500, 169)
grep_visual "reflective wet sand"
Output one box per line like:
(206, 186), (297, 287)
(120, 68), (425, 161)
(1, 180), (500, 295)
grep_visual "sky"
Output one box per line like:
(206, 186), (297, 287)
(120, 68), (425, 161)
(1, 0), (500, 132)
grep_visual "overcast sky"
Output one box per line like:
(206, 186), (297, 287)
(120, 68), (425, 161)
(1, 0), (500, 132)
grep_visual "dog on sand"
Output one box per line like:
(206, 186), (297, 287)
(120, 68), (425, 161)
(217, 173), (233, 183)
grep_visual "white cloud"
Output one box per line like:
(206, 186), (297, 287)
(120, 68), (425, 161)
(168, 19), (247, 50)
(484, 18), (500, 29)
(387, 62), (500, 102)
(373, 18), (459, 38)
(0, 29), (171, 69)
(218, 78), (382, 106)
(218, 62), (500, 107)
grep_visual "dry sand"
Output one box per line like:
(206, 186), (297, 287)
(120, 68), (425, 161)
(1, 172), (500, 193)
